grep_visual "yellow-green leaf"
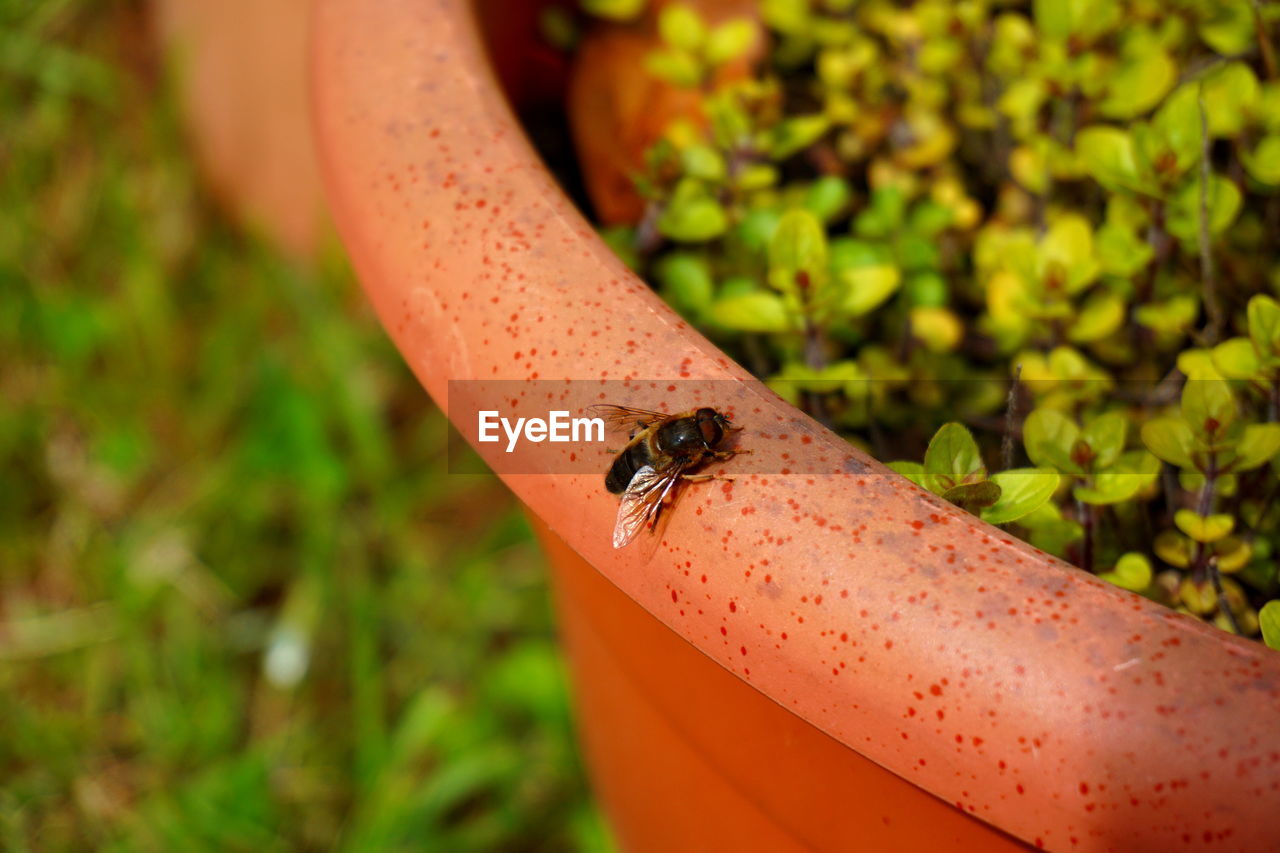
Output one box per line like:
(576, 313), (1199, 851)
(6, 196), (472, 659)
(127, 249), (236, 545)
(1141, 417), (1195, 468)
(1230, 424), (1280, 472)
(1076, 126), (1158, 195)
(768, 209), (828, 296)
(703, 18), (756, 65)
(1244, 136), (1280, 185)
(888, 460), (926, 488)
(1155, 530), (1193, 568)
(708, 292), (792, 333)
(982, 468), (1061, 524)
(1200, 63), (1259, 137)
(1099, 43), (1175, 119)
(924, 422), (985, 493)
(1037, 214), (1098, 293)
(1101, 552), (1153, 591)
(1080, 411), (1127, 469)
(910, 306), (963, 353)
(1095, 222), (1153, 277)
(1023, 408), (1083, 474)
(658, 190), (728, 240)
(581, 0), (644, 21)
(768, 115), (831, 160)
(1174, 509), (1234, 543)
(1214, 537), (1253, 573)
(1166, 174), (1242, 241)
(840, 264), (901, 317)
(1211, 338), (1260, 380)
(659, 3), (706, 51)
(1179, 577), (1217, 614)
(1248, 295), (1280, 358)
(1181, 372), (1237, 439)
(1260, 600), (1280, 650)
(1069, 292), (1125, 343)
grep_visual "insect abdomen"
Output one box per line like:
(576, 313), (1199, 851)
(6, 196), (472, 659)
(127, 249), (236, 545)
(605, 441), (652, 494)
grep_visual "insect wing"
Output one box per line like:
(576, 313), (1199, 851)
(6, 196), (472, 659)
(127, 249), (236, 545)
(589, 404), (671, 434)
(612, 463), (684, 548)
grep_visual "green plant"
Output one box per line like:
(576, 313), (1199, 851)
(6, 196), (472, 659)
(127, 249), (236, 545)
(1, 3), (604, 848)
(572, 0), (1280, 646)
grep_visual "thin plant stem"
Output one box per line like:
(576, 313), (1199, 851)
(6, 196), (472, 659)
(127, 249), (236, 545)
(1077, 497), (1095, 575)
(1198, 83), (1223, 344)
(1210, 558), (1243, 635)
(1191, 449), (1220, 585)
(1003, 365), (1022, 471)
(1253, 0), (1278, 80)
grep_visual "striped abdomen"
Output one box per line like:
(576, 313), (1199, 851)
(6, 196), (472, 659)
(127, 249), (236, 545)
(605, 438), (655, 494)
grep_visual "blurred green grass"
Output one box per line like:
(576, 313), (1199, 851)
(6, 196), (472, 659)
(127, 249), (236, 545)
(0, 2), (607, 849)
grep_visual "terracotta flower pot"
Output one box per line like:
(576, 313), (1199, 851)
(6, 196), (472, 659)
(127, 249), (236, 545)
(156, 0), (328, 258)
(170, 0), (1280, 848)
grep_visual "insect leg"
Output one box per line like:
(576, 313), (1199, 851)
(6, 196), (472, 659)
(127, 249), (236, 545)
(682, 473), (734, 483)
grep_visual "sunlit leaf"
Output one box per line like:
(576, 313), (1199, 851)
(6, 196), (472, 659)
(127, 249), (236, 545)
(1095, 222), (1153, 277)
(1023, 408), (1083, 475)
(704, 19), (758, 65)
(1244, 135), (1280, 185)
(1069, 292), (1125, 343)
(1166, 174), (1242, 241)
(581, 0), (644, 20)
(1080, 411), (1127, 469)
(659, 4), (706, 51)
(1141, 417), (1195, 468)
(707, 292), (792, 332)
(1181, 372), (1237, 440)
(1174, 509), (1234, 543)
(655, 253), (714, 314)
(1200, 63), (1259, 137)
(1229, 424), (1280, 472)
(767, 115), (831, 160)
(658, 189), (728, 241)
(839, 264), (901, 316)
(1099, 42), (1175, 119)
(768, 209), (828, 296)
(1155, 530), (1193, 568)
(1076, 126), (1158, 194)
(924, 422), (985, 493)
(645, 48), (703, 87)
(1260, 601), (1280, 650)
(1180, 577), (1218, 614)
(1211, 338), (1260, 380)
(1101, 552), (1153, 591)
(982, 468), (1060, 524)
(1248, 295), (1280, 358)
(888, 460), (927, 488)
(910, 306), (963, 353)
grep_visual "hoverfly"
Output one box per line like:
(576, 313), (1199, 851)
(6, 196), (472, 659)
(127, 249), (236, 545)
(591, 404), (747, 549)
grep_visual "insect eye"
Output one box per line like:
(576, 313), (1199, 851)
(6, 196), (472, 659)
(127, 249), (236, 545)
(698, 414), (721, 445)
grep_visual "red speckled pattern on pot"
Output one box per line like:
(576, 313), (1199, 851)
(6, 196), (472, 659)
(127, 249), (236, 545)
(311, 1), (1280, 849)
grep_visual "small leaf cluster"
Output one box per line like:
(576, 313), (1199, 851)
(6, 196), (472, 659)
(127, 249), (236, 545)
(889, 423), (1059, 524)
(570, 0), (1280, 648)
(646, 4), (760, 88)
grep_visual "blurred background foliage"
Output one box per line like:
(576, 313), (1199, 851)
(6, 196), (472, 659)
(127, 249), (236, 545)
(0, 2), (605, 849)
